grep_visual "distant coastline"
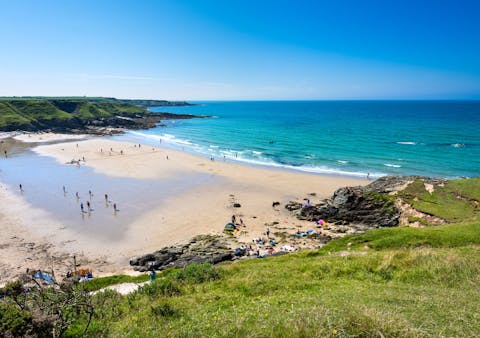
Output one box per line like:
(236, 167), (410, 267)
(0, 97), (200, 134)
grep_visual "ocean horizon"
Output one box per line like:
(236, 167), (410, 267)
(122, 100), (480, 179)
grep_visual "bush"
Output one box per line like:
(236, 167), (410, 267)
(151, 300), (178, 318)
(138, 279), (181, 297)
(169, 263), (221, 284)
(0, 303), (33, 337)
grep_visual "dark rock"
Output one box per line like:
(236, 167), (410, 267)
(233, 203), (242, 208)
(285, 201), (302, 211)
(130, 234), (234, 271)
(286, 176), (410, 234)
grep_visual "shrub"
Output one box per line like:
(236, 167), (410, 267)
(151, 300), (178, 318)
(138, 279), (181, 297)
(169, 263), (221, 284)
(0, 303), (33, 337)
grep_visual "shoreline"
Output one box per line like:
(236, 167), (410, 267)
(0, 132), (368, 284)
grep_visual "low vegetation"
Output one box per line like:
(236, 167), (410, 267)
(0, 98), (149, 130)
(1, 178), (479, 337)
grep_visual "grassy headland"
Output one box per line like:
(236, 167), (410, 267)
(0, 97), (192, 132)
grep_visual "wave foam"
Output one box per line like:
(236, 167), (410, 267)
(126, 130), (385, 179)
(384, 163), (402, 168)
(396, 141), (417, 145)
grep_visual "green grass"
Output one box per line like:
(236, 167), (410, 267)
(0, 102), (32, 128)
(81, 274), (150, 292)
(8, 100), (73, 122)
(65, 241), (480, 337)
(320, 221), (480, 252)
(59, 177), (480, 337)
(398, 178), (480, 222)
(0, 98), (150, 130)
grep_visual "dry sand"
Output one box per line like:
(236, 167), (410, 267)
(1, 134), (367, 285)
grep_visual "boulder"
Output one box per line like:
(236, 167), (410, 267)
(130, 234), (234, 271)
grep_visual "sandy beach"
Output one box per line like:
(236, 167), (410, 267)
(0, 133), (367, 285)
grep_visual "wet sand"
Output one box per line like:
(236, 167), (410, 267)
(0, 134), (367, 285)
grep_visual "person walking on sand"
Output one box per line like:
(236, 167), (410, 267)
(80, 203), (84, 213)
(86, 201), (91, 211)
(19, 184), (23, 192)
(113, 203), (118, 212)
(105, 194), (108, 202)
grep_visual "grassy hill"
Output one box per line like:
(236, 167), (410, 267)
(0, 97), (192, 131)
(72, 178), (480, 337)
(0, 99), (148, 131)
(2, 178), (479, 337)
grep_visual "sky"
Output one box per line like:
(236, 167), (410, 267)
(0, 0), (479, 100)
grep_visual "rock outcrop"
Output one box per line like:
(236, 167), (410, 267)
(287, 176), (439, 234)
(130, 234), (234, 272)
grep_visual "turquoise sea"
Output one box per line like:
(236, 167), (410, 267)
(124, 101), (480, 179)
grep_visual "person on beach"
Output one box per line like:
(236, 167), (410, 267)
(89, 190), (93, 198)
(19, 184), (23, 192)
(105, 194), (108, 202)
(266, 228), (270, 237)
(166, 155), (169, 160)
(232, 215), (236, 224)
(4, 150), (7, 157)
(76, 192), (79, 199)
(63, 186), (66, 195)
(149, 268), (156, 281)
(87, 201), (91, 211)
(367, 173), (370, 180)
(80, 203), (84, 212)
(113, 203), (118, 212)
(120, 150), (123, 155)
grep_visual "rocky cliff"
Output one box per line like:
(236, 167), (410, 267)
(286, 176), (447, 235)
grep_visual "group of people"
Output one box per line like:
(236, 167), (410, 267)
(73, 188), (119, 215)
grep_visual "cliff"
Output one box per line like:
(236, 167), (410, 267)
(0, 97), (199, 133)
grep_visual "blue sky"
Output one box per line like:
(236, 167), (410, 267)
(0, 0), (479, 100)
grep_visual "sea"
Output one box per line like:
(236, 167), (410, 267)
(122, 101), (480, 179)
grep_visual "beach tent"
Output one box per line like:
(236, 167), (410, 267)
(33, 271), (55, 284)
(224, 222), (236, 232)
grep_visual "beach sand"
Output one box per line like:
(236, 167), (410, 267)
(0, 134), (367, 284)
